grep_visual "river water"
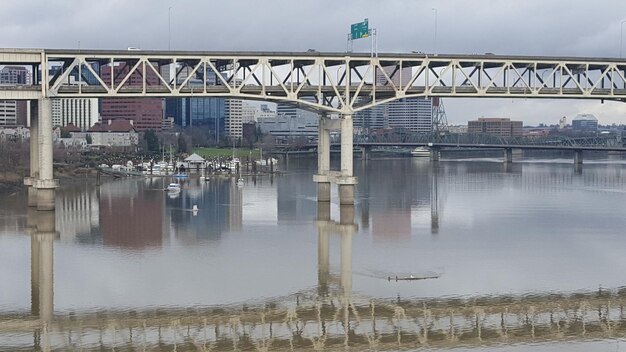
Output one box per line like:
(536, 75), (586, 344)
(2, 155), (626, 351)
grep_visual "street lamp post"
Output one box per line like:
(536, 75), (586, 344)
(432, 8), (438, 53)
(168, 6), (173, 50)
(619, 20), (626, 58)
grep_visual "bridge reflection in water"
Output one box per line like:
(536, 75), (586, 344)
(3, 207), (626, 351)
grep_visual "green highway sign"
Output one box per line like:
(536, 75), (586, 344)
(350, 19), (369, 40)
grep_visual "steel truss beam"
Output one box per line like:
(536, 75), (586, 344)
(3, 50), (626, 113)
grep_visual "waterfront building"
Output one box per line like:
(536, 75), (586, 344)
(51, 98), (99, 130)
(72, 119), (139, 147)
(468, 117), (523, 136)
(572, 114), (598, 132)
(257, 110), (319, 143)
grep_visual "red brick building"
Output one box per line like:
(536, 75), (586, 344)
(100, 64), (163, 131)
(468, 118), (523, 137)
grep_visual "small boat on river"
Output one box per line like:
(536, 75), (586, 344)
(166, 183), (181, 192)
(411, 147), (430, 157)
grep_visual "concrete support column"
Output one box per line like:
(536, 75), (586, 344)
(339, 116), (356, 205)
(504, 148), (513, 163)
(35, 98), (58, 211)
(360, 146), (371, 160)
(25, 103), (39, 207)
(315, 116), (331, 202)
(574, 150), (583, 165)
(430, 147), (440, 162)
(340, 116), (353, 176)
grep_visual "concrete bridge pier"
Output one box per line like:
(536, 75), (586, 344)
(34, 98), (58, 211)
(314, 114), (357, 205)
(360, 146), (371, 161)
(339, 116), (356, 205)
(574, 149), (583, 165)
(24, 103), (39, 207)
(315, 116), (331, 202)
(504, 148), (513, 163)
(430, 147), (440, 162)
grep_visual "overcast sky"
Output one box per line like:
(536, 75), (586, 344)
(3, 0), (626, 125)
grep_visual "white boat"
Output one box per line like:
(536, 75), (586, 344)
(236, 178), (244, 187)
(411, 147), (431, 157)
(166, 183), (181, 192)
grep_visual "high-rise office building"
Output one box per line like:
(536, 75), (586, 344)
(0, 67), (31, 127)
(52, 98), (100, 130)
(225, 99), (243, 138)
(100, 64), (163, 131)
(355, 66), (432, 133)
(0, 66), (32, 85)
(0, 101), (17, 126)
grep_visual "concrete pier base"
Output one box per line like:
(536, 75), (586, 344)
(35, 187), (55, 211)
(504, 148), (513, 163)
(574, 150), (583, 165)
(27, 186), (38, 207)
(430, 147), (440, 161)
(317, 182), (331, 202)
(339, 184), (355, 205)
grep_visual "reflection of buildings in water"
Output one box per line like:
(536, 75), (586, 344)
(100, 180), (164, 248)
(228, 181), (242, 231)
(276, 172), (317, 223)
(361, 159), (434, 241)
(168, 178), (241, 243)
(54, 184), (99, 243)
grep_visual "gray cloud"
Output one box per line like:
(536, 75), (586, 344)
(3, 0), (626, 124)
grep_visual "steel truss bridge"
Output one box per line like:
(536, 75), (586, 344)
(3, 49), (626, 113)
(3, 48), (626, 208)
(271, 132), (626, 152)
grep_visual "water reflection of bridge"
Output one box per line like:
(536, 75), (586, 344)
(5, 206), (626, 351)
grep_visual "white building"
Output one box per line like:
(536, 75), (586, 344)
(72, 119), (139, 147)
(0, 126), (29, 141)
(225, 99), (243, 138)
(0, 100), (17, 125)
(52, 98), (100, 130)
(242, 102), (257, 124)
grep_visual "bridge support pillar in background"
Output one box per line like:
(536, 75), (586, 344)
(430, 147), (440, 162)
(34, 98), (58, 211)
(574, 150), (583, 165)
(504, 148), (513, 163)
(361, 146), (371, 160)
(24, 101), (39, 207)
